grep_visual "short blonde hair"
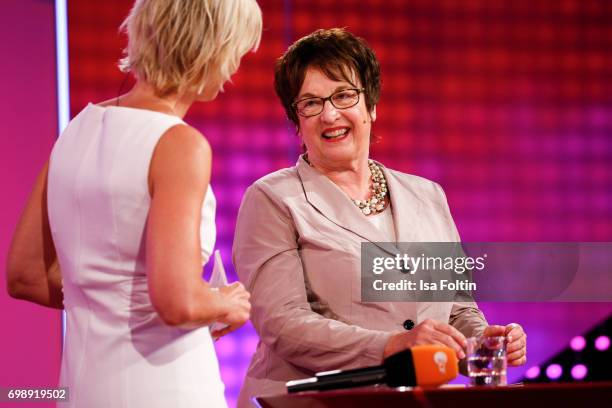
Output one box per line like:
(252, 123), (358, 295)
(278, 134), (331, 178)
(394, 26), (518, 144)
(119, 0), (262, 96)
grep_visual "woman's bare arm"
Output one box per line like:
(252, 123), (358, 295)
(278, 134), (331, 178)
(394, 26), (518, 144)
(146, 125), (250, 329)
(7, 161), (63, 309)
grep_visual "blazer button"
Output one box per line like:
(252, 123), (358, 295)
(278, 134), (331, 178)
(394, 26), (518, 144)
(403, 319), (415, 330)
(399, 265), (411, 274)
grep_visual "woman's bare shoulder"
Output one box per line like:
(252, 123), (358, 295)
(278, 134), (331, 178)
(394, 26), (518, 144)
(159, 124), (210, 153)
(147, 124), (211, 196)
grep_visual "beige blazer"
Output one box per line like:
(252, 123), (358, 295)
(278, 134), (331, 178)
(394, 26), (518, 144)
(232, 157), (487, 407)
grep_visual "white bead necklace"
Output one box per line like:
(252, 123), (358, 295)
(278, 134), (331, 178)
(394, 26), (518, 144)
(352, 160), (388, 216)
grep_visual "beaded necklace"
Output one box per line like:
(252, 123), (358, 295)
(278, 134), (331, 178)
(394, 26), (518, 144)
(352, 159), (388, 216)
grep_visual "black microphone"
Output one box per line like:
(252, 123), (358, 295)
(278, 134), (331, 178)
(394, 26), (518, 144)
(286, 345), (458, 393)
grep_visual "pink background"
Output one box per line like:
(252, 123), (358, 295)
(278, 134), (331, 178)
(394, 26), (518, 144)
(1, 1), (62, 407)
(2, 1), (611, 407)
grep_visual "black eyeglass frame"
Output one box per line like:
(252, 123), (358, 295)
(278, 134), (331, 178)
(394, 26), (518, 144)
(292, 88), (366, 118)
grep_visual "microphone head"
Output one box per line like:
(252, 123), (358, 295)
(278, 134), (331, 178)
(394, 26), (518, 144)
(384, 345), (458, 387)
(412, 345), (458, 387)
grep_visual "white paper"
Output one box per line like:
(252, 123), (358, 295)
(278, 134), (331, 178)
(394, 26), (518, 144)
(209, 250), (230, 332)
(209, 249), (229, 288)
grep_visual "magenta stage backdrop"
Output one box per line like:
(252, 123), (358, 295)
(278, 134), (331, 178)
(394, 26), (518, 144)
(0, 1), (62, 408)
(2, 1), (611, 407)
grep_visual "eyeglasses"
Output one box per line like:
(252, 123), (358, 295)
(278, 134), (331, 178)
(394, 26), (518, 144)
(292, 88), (365, 117)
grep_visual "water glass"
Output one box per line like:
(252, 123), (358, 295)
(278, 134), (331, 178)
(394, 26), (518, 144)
(466, 335), (507, 386)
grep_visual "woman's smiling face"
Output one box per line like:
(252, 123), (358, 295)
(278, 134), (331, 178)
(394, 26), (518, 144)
(296, 67), (376, 170)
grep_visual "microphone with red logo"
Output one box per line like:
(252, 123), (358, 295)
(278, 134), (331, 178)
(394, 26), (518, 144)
(286, 345), (458, 393)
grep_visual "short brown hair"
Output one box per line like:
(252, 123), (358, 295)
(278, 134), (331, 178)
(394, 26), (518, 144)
(274, 28), (381, 127)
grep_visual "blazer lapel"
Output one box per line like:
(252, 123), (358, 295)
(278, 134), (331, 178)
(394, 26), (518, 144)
(296, 157), (394, 251)
(297, 156), (386, 242)
(384, 166), (426, 243)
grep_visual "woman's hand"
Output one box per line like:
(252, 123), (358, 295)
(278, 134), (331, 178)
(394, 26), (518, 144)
(211, 282), (251, 339)
(383, 318), (467, 360)
(483, 323), (527, 366)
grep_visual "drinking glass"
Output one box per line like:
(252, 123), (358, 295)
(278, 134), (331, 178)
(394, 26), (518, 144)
(466, 335), (507, 386)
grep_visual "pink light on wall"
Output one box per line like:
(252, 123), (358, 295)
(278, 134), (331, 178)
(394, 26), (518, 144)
(545, 364), (563, 380)
(570, 364), (588, 380)
(570, 336), (586, 351)
(525, 366), (540, 379)
(595, 335), (610, 351)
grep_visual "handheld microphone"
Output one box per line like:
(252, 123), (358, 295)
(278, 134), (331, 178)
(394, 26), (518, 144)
(286, 345), (458, 393)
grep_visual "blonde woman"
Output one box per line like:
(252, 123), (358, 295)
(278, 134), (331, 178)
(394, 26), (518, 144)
(7, 1), (261, 406)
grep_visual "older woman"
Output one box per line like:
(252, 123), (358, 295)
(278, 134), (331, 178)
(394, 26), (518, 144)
(233, 28), (527, 405)
(7, 1), (261, 407)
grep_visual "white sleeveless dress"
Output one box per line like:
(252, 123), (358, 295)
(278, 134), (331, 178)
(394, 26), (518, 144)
(47, 104), (226, 407)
